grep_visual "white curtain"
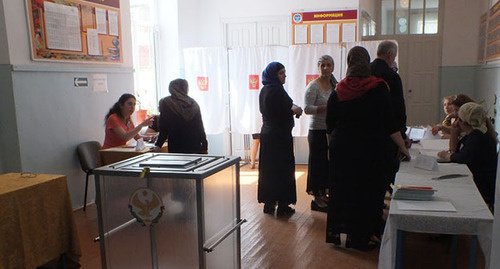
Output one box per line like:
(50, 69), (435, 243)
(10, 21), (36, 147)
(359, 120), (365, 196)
(183, 47), (228, 135)
(182, 41), (389, 137)
(287, 43), (343, 136)
(228, 46), (288, 134)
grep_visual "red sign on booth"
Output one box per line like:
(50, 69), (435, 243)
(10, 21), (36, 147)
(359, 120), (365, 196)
(249, 75), (259, 90)
(197, 77), (209, 91)
(306, 74), (319, 86)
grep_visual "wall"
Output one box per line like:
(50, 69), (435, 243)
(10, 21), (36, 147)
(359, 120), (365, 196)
(177, 0), (359, 48)
(438, 66), (476, 120)
(441, 0), (488, 66)
(0, 0), (135, 208)
(0, 0), (8, 64)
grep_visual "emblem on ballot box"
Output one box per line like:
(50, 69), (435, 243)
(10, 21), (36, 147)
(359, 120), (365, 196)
(129, 188), (165, 226)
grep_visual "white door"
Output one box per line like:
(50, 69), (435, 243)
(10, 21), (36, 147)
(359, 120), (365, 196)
(397, 35), (441, 125)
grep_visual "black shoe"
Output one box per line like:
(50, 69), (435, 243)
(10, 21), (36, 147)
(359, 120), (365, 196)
(276, 205), (295, 216)
(311, 200), (328, 212)
(345, 235), (378, 251)
(263, 203), (275, 214)
(326, 233), (341, 246)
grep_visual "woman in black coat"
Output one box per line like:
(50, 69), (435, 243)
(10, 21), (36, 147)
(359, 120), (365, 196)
(326, 47), (410, 250)
(258, 62), (303, 216)
(154, 79), (208, 154)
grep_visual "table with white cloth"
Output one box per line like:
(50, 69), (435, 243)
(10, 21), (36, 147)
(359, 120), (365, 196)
(378, 145), (494, 269)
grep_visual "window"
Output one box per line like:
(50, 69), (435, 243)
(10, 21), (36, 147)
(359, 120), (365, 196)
(130, 0), (159, 113)
(361, 11), (376, 37)
(381, 0), (439, 35)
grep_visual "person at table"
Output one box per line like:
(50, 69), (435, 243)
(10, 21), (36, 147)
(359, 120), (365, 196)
(103, 93), (154, 149)
(304, 54), (338, 212)
(153, 78), (208, 154)
(437, 102), (497, 211)
(250, 133), (260, 169)
(431, 95), (457, 137)
(326, 46), (410, 250)
(258, 61), (303, 216)
(370, 40), (411, 195)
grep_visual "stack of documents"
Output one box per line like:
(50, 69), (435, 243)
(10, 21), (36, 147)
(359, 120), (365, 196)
(392, 185), (437, 201)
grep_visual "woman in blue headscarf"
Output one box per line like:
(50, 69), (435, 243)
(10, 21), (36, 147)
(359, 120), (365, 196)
(258, 62), (303, 216)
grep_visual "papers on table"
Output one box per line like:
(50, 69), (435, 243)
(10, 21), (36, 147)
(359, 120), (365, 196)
(396, 200), (457, 212)
(414, 154), (439, 171)
(392, 185), (437, 201)
(420, 139), (449, 151)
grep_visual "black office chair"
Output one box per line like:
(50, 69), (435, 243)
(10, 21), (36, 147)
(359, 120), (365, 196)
(76, 141), (101, 211)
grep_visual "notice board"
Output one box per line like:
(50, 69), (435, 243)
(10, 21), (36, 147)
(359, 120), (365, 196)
(291, 10), (358, 45)
(486, 1), (500, 61)
(26, 0), (122, 63)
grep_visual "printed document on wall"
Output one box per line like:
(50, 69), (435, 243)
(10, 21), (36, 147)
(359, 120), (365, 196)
(87, 29), (101, 55)
(326, 24), (340, 43)
(44, 1), (82, 51)
(310, 24), (324, 44)
(108, 11), (119, 36)
(96, 8), (108, 34)
(342, 23), (356, 42)
(294, 25), (308, 44)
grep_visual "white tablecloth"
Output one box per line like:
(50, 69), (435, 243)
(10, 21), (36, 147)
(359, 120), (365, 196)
(378, 146), (494, 268)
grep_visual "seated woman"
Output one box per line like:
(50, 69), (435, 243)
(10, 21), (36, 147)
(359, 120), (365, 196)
(438, 102), (497, 210)
(431, 95), (456, 138)
(154, 79), (208, 154)
(103, 93), (153, 149)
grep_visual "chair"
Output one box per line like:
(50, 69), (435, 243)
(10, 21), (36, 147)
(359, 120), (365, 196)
(76, 141), (101, 211)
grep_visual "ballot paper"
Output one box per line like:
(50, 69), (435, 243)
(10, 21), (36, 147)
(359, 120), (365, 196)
(396, 200), (457, 212)
(414, 154), (439, 171)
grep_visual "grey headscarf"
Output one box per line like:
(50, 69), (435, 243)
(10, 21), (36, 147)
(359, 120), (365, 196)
(164, 79), (200, 121)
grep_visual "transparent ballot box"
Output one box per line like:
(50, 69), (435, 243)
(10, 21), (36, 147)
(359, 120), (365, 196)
(93, 153), (243, 269)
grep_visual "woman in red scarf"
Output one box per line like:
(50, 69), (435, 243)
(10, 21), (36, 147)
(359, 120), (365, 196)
(325, 46), (410, 250)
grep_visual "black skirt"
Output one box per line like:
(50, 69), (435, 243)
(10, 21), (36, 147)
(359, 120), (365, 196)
(306, 129), (329, 196)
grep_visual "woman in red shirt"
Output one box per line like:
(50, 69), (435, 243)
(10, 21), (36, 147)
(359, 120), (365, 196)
(102, 94), (153, 149)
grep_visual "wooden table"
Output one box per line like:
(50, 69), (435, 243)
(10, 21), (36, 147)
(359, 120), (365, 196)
(99, 144), (168, 166)
(0, 173), (81, 268)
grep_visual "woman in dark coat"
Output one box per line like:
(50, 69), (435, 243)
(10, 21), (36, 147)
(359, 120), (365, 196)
(258, 62), (303, 216)
(325, 47), (410, 250)
(154, 78), (208, 154)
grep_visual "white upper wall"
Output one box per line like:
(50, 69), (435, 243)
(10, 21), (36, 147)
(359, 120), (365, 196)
(2, 0), (133, 67)
(177, 0), (359, 48)
(441, 0), (488, 66)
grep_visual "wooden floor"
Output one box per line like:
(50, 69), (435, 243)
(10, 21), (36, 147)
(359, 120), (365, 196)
(74, 164), (485, 268)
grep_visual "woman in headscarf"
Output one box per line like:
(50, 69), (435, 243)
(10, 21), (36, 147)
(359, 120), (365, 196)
(154, 78), (208, 154)
(438, 102), (497, 211)
(258, 62), (303, 216)
(304, 55), (338, 212)
(325, 46), (410, 250)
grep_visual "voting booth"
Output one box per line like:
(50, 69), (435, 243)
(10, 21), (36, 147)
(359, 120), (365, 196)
(94, 153), (243, 269)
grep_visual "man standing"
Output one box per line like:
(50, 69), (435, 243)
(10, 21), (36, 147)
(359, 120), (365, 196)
(371, 40), (410, 190)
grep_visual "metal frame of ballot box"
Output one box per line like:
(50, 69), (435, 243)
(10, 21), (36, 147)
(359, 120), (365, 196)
(93, 153), (245, 269)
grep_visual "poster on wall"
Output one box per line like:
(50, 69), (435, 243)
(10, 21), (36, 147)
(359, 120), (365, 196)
(486, 1), (500, 61)
(25, 0), (122, 63)
(291, 9), (358, 45)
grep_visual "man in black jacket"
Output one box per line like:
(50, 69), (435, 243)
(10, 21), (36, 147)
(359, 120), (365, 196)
(371, 40), (410, 191)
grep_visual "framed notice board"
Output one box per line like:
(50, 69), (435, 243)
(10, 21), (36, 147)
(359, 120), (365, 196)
(291, 10), (358, 45)
(26, 0), (122, 63)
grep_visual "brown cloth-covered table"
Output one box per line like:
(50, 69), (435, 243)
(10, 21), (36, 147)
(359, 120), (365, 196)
(0, 173), (81, 268)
